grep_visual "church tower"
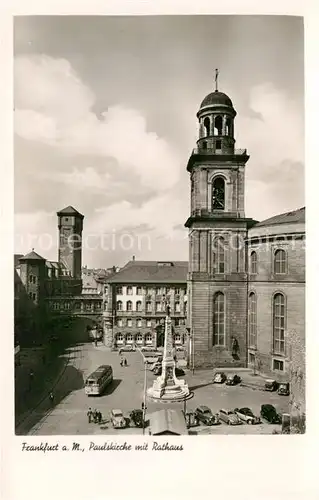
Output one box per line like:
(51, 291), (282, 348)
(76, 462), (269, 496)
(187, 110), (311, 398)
(185, 79), (255, 368)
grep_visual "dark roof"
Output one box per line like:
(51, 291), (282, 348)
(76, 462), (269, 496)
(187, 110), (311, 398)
(200, 90), (233, 109)
(14, 254), (24, 268)
(57, 206), (84, 218)
(254, 207), (305, 228)
(107, 260), (188, 284)
(150, 409), (188, 435)
(19, 250), (46, 262)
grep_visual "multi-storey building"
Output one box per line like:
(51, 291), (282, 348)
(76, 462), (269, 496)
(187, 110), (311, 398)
(185, 86), (305, 384)
(102, 260), (188, 349)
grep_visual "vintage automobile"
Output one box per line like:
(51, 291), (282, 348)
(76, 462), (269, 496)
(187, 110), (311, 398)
(153, 366), (185, 377)
(218, 409), (243, 425)
(234, 407), (261, 425)
(110, 409), (126, 429)
(184, 411), (199, 428)
(264, 379), (279, 392)
(118, 345), (136, 353)
(129, 409), (144, 428)
(225, 374), (241, 386)
(195, 406), (220, 426)
(277, 382), (290, 396)
(260, 404), (282, 424)
(213, 372), (227, 384)
(140, 346), (157, 352)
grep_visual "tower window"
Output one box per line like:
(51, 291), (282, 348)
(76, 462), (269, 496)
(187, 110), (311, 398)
(250, 251), (257, 274)
(213, 292), (225, 346)
(213, 236), (225, 274)
(226, 118), (232, 136)
(214, 115), (223, 135)
(212, 177), (225, 210)
(203, 117), (210, 137)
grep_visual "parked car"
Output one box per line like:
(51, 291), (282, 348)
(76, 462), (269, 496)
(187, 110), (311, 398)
(110, 409), (126, 429)
(225, 374), (241, 386)
(184, 411), (199, 428)
(277, 382), (290, 396)
(119, 345), (136, 353)
(141, 346), (156, 352)
(129, 409), (144, 428)
(218, 409), (243, 425)
(234, 407), (261, 424)
(153, 366), (185, 377)
(260, 404), (282, 424)
(264, 379), (279, 392)
(213, 372), (227, 384)
(195, 406), (220, 426)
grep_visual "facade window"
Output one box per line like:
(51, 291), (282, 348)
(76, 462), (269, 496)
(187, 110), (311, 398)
(156, 301), (162, 312)
(116, 300), (123, 311)
(174, 333), (181, 343)
(248, 292), (257, 348)
(126, 286), (133, 295)
(85, 302), (91, 311)
(216, 139), (222, 150)
(126, 301), (133, 312)
(213, 236), (225, 273)
(104, 286), (108, 294)
(146, 301), (152, 313)
(96, 302), (101, 309)
(213, 292), (225, 346)
(136, 333), (143, 343)
(116, 286), (123, 295)
(156, 287), (162, 295)
(74, 302), (80, 310)
(117, 333), (123, 343)
(32, 293), (36, 301)
(273, 293), (286, 354)
(175, 318), (181, 326)
(136, 301), (142, 312)
(136, 286), (143, 295)
(146, 319), (152, 327)
(175, 288), (181, 296)
(126, 333), (133, 343)
(273, 359), (284, 371)
(183, 301), (187, 315)
(117, 318), (123, 327)
(155, 319), (161, 325)
(212, 177), (225, 210)
(137, 318), (142, 328)
(145, 333), (152, 344)
(250, 251), (257, 274)
(127, 319), (132, 327)
(175, 302), (180, 313)
(274, 249), (287, 274)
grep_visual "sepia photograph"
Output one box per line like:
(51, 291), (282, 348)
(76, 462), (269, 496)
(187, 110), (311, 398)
(13, 15), (305, 437)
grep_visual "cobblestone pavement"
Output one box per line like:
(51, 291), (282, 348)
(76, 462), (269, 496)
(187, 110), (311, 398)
(31, 344), (289, 435)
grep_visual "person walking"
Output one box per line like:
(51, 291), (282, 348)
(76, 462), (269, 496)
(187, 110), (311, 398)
(97, 410), (102, 424)
(93, 409), (98, 423)
(124, 357), (128, 367)
(87, 407), (93, 423)
(49, 391), (54, 405)
(120, 355), (124, 367)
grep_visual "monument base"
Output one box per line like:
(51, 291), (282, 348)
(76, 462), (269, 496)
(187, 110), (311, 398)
(147, 369), (190, 402)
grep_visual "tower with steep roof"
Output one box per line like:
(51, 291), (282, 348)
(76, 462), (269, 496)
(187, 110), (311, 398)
(185, 87), (256, 368)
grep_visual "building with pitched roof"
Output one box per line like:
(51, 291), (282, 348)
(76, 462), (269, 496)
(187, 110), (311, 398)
(102, 259), (188, 349)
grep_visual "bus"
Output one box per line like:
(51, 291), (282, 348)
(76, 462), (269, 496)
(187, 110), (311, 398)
(85, 365), (113, 396)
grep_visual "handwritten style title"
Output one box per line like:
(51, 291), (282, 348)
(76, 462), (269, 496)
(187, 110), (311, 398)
(21, 441), (184, 453)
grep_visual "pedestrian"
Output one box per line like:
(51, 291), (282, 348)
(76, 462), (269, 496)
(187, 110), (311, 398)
(124, 357), (127, 367)
(94, 338), (98, 347)
(120, 355), (124, 367)
(98, 410), (102, 424)
(87, 407), (93, 423)
(49, 391), (54, 404)
(93, 409), (97, 423)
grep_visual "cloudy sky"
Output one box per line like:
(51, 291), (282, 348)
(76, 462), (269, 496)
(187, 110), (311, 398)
(14, 15), (304, 268)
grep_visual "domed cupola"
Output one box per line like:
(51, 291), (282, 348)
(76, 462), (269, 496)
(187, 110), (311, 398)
(197, 71), (237, 155)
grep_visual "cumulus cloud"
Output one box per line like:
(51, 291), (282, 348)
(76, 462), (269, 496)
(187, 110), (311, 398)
(14, 54), (181, 192)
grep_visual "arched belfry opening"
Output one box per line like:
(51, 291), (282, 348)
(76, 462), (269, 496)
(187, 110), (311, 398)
(203, 117), (210, 137)
(226, 117), (232, 136)
(214, 115), (223, 136)
(212, 177), (225, 210)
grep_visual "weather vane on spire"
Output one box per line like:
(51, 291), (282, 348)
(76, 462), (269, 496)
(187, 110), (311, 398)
(215, 68), (219, 92)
